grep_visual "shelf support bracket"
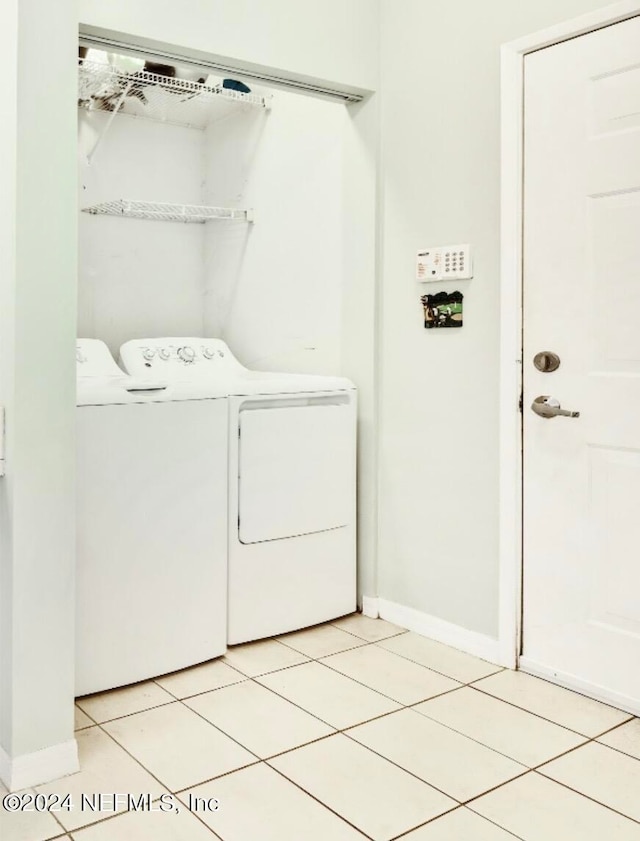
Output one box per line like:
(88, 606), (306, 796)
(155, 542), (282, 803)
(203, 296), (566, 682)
(86, 80), (134, 165)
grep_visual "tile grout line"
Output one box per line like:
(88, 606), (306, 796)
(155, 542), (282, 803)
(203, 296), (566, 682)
(461, 768), (539, 809)
(175, 695), (267, 763)
(327, 618), (410, 643)
(588, 719), (640, 764)
(336, 729), (467, 806)
(206, 682), (544, 836)
(153, 657), (250, 689)
(590, 739), (640, 764)
(387, 802), (527, 841)
(337, 719), (537, 808)
(315, 657), (464, 707)
(438, 712), (640, 828)
(52, 722), (187, 835)
(219, 654), (315, 680)
(275, 637), (373, 658)
(263, 761), (375, 841)
(63, 786), (224, 841)
(76, 697), (177, 727)
(34, 786), (68, 839)
(466, 681), (634, 740)
(463, 766), (640, 831)
(68, 642), (512, 836)
(468, 667), (637, 717)
(74, 638), (468, 740)
(531, 768), (640, 826)
(68, 633), (559, 835)
(74, 620), (497, 729)
(369, 643), (505, 684)
(458, 737), (640, 829)
(67, 636), (468, 838)
(249, 674), (377, 731)
(68, 619), (640, 838)
(171, 758), (264, 797)
(151, 675), (250, 705)
(171, 788), (237, 841)
(224, 629), (474, 726)
(77, 632), (636, 745)
(69, 630), (502, 823)
(77, 659), (250, 720)
(388, 806), (468, 841)
(73, 702), (100, 728)
(257, 668), (466, 731)
(406, 702), (568, 768)
(78, 675), (638, 786)
(594, 717), (639, 739)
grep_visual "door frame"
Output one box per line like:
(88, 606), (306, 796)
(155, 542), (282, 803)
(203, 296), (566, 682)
(498, 0), (640, 671)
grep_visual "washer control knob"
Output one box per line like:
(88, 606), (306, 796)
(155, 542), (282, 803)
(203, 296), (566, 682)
(142, 348), (156, 360)
(177, 346), (196, 362)
(202, 347), (216, 359)
(158, 347), (171, 361)
(218, 350), (225, 358)
(76, 349), (87, 363)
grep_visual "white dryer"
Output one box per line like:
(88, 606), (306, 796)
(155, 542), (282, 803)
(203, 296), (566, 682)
(76, 339), (228, 695)
(120, 338), (357, 644)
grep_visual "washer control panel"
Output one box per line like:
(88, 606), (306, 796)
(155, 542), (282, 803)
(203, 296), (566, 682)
(120, 337), (246, 380)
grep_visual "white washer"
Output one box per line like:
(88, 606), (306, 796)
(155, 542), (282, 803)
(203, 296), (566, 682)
(76, 339), (228, 695)
(120, 338), (357, 644)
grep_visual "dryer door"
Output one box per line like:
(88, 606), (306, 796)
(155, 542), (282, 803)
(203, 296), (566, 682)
(238, 403), (353, 544)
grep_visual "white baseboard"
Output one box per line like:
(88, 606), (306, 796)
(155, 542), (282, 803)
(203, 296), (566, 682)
(377, 598), (503, 665)
(361, 596), (379, 618)
(0, 738), (79, 791)
(519, 657), (640, 716)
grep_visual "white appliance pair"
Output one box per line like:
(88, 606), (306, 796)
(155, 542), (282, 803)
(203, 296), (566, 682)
(76, 337), (356, 696)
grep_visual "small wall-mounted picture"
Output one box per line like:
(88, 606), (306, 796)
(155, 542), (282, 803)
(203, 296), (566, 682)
(421, 290), (463, 329)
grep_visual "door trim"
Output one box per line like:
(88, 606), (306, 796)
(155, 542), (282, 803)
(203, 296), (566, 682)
(499, 0), (640, 670)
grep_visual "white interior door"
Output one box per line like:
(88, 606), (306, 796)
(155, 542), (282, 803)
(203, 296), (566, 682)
(522, 15), (640, 713)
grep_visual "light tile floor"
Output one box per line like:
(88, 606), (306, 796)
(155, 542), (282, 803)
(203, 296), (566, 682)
(4, 613), (640, 841)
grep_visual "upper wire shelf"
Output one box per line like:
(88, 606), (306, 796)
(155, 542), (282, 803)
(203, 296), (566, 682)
(82, 200), (254, 224)
(78, 59), (269, 129)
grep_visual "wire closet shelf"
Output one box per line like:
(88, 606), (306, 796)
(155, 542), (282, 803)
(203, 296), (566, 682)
(78, 59), (268, 129)
(82, 200), (254, 224)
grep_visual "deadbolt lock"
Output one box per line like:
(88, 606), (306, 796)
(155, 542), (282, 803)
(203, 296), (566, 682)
(533, 351), (561, 373)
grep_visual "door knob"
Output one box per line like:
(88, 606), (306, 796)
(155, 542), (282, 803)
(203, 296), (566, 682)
(531, 395), (580, 419)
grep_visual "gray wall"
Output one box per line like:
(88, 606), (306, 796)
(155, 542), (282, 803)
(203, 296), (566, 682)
(377, 0), (612, 637)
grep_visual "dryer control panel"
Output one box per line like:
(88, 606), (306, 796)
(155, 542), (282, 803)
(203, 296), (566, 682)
(120, 337), (247, 381)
